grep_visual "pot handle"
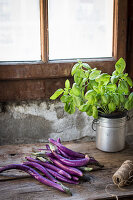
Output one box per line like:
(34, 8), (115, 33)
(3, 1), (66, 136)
(126, 115), (133, 121)
(92, 119), (99, 131)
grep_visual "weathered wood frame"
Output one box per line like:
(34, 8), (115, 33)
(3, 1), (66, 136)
(0, 0), (128, 101)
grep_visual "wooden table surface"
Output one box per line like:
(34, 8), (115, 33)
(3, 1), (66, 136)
(0, 140), (133, 200)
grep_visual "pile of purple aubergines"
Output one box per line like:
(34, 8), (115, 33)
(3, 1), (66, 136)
(0, 138), (103, 195)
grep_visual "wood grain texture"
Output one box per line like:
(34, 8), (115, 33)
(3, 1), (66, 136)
(0, 141), (133, 200)
(0, 60), (116, 101)
(127, 0), (133, 78)
(128, 0), (133, 19)
(0, 59), (116, 81)
(0, 78), (72, 101)
(113, 0), (128, 60)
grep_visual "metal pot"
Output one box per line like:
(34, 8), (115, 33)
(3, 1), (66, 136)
(92, 114), (128, 152)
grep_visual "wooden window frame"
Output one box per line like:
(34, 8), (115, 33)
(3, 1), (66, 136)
(0, 0), (128, 101)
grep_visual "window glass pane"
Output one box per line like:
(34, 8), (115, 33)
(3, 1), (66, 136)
(0, 0), (41, 61)
(48, 0), (113, 60)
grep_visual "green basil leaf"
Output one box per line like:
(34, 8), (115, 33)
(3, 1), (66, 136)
(93, 86), (99, 93)
(64, 103), (69, 112)
(121, 73), (128, 80)
(124, 100), (133, 110)
(119, 94), (125, 103)
(74, 74), (83, 86)
(115, 57), (126, 73)
(65, 79), (70, 89)
(63, 88), (69, 95)
(108, 102), (116, 113)
(100, 86), (105, 95)
(118, 80), (129, 95)
(50, 89), (64, 100)
(101, 94), (110, 105)
(85, 90), (96, 100)
(73, 96), (82, 108)
(113, 94), (119, 106)
(79, 104), (89, 112)
(81, 78), (88, 86)
(85, 71), (90, 78)
(64, 102), (75, 114)
(124, 73), (128, 77)
(87, 96), (96, 105)
(76, 69), (86, 78)
(72, 83), (81, 96)
(128, 92), (133, 101)
(81, 88), (85, 99)
(82, 63), (91, 71)
(89, 80), (98, 87)
(89, 70), (101, 80)
(98, 81), (104, 86)
(87, 106), (93, 116)
(87, 83), (92, 91)
(111, 75), (119, 84)
(68, 103), (75, 114)
(106, 83), (117, 92)
(126, 76), (133, 87)
(92, 106), (98, 119)
(71, 63), (80, 76)
(60, 95), (71, 103)
(95, 73), (110, 85)
(112, 70), (119, 76)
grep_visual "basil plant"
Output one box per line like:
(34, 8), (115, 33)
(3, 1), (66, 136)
(50, 58), (133, 119)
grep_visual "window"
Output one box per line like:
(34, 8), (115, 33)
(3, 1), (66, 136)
(0, 0), (41, 61)
(48, 0), (113, 60)
(0, 0), (128, 101)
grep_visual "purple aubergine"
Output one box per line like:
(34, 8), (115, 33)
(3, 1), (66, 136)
(57, 148), (72, 159)
(23, 161), (57, 183)
(56, 138), (73, 159)
(57, 138), (61, 143)
(0, 164), (71, 195)
(52, 151), (89, 167)
(46, 144), (50, 150)
(49, 157), (83, 177)
(56, 138), (74, 159)
(72, 176), (79, 181)
(49, 138), (85, 158)
(57, 148), (84, 160)
(25, 157), (71, 179)
(46, 168), (79, 184)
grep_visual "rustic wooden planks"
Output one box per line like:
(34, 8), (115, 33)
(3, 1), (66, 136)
(0, 141), (133, 200)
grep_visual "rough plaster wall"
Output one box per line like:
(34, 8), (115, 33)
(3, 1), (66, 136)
(0, 100), (95, 145)
(0, 100), (133, 145)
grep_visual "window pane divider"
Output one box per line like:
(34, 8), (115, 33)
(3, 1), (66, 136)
(40, 0), (48, 62)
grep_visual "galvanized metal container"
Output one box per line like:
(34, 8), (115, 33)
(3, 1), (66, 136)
(93, 115), (127, 152)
